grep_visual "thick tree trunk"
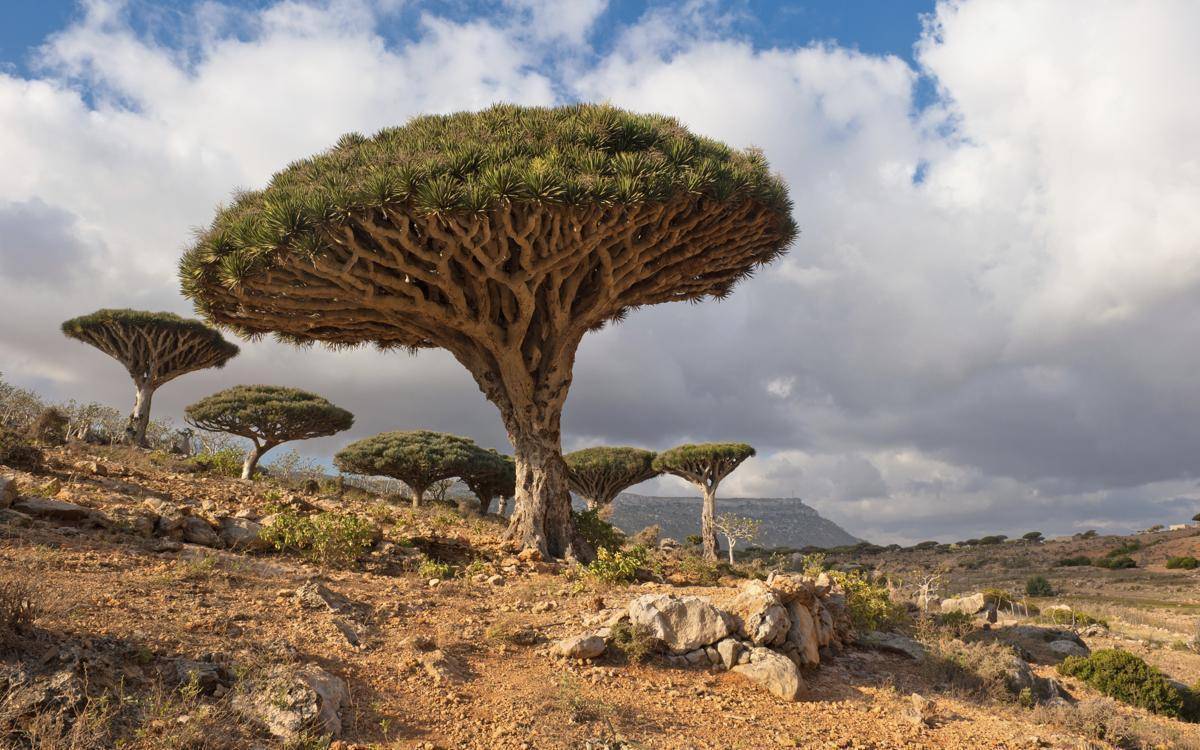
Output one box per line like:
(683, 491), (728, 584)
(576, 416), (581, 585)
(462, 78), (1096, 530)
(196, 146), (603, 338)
(412, 486), (425, 508)
(124, 383), (155, 447)
(479, 495), (492, 515)
(701, 487), (719, 562)
(504, 429), (589, 561)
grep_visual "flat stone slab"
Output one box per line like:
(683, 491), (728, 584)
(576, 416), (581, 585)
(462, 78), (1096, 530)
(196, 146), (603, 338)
(13, 497), (99, 523)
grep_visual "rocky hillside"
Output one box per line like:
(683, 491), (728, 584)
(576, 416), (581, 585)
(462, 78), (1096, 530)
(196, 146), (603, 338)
(606, 492), (861, 549)
(4, 444), (1200, 749)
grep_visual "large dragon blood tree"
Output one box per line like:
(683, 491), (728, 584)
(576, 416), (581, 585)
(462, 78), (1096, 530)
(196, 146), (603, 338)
(180, 104), (795, 559)
(62, 310), (240, 446)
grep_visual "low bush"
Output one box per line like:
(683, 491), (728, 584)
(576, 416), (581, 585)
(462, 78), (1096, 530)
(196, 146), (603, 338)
(608, 620), (657, 664)
(259, 509), (377, 566)
(1042, 608), (1108, 629)
(1166, 556), (1199, 570)
(583, 546), (649, 584)
(1057, 555), (1092, 567)
(188, 447), (245, 478)
(675, 553), (721, 585)
(826, 569), (907, 632)
(1094, 555), (1136, 570)
(1025, 575), (1054, 597)
(982, 588), (1015, 609)
(1032, 697), (1192, 750)
(0, 427), (42, 469)
(936, 610), (975, 638)
(418, 557), (454, 580)
(573, 508), (625, 553)
(923, 639), (1034, 703)
(1057, 649), (1191, 720)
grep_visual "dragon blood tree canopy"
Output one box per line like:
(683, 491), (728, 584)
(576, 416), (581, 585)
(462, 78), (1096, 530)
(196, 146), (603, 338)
(334, 430), (480, 507)
(62, 309), (239, 446)
(185, 385), (353, 479)
(181, 103), (795, 559)
(565, 446), (659, 510)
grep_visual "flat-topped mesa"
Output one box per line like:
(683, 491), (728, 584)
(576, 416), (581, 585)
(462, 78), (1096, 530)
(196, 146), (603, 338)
(180, 103), (796, 560)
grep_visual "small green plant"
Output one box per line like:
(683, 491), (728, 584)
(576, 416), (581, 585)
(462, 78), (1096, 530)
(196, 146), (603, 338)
(573, 507), (625, 553)
(1024, 575), (1054, 597)
(608, 620), (657, 664)
(1166, 556), (1199, 570)
(584, 546), (649, 584)
(1056, 555), (1092, 567)
(676, 553), (721, 585)
(259, 509), (377, 566)
(1057, 649), (1191, 720)
(824, 569), (906, 632)
(189, 447), (245, 477)
(418, 557), (454, 580)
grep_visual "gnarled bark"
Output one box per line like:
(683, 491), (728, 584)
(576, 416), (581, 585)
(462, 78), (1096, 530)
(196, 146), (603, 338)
(124, 383), (155, 447)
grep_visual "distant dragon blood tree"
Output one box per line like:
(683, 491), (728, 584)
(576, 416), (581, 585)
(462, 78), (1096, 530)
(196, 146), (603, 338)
(565, 446), (659, 511)
(461, 448), (516, 514)
(62, 309), (239, 446)
(184, 385), (353, 479)
(654, 443), (755, 561)
(334, 430), (479, 507)
(180, 104), (794, 560)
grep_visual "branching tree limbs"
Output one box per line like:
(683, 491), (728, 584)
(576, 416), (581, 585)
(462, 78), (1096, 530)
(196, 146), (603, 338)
(461, 448), (516, 514)
(180, 104), (794, 559)
(565, 446), (659, 511)
(712, 513), (762, 565)
(334, 430), (479, 507)
(185, 385), (353, 479)
(62, 310), (239, 446)
(654, 443), (755, 561)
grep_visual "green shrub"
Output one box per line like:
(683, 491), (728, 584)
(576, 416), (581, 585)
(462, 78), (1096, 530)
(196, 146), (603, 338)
(573, 507), (625, 553)
(260, 509), (377, 566)
(583, 546), (649, 584)
(1106, 540), (1142, 557)
(1042, 608), (1108, 629)
(978, 535), (1007, 545)
(418, 557), (454, 580)
(1094, 555), (1136, 570)
(913, 540), (939, 550)
(1025, 575), (1054, 597)
(608, 620), (657, 663)
(1022, 531), (1044, 542)
(1166, 556), (1199, 570)
(0, 427), (42, 469)
(982, 588), (1015, 608)
(676, 553), (721, 585)
(825, 569), (906, 632)
(1080, 530), (1098, 539)
(189, 447), (245, 478)
(937, 610), (975, 638)
(1057, 649), (1190, 719)
(1056, 555), (1092, 567)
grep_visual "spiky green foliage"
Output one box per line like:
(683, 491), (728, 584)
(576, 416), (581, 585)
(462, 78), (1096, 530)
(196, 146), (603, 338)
(460, 448), (516, 513)
(334, 430), (480, 504)
(185, 385), (353, 445)
(61, 309), (239, 384)
(653, 443), (756, 487)
(179, 103), (795, 347)
(564, 446), (659, 509)
(1058, 649), (1193, 719)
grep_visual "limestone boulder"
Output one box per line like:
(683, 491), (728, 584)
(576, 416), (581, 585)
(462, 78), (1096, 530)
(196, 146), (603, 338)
(218, 516), (267, 551)
(550, 634), (606, 660)
(234, 664), (348, 740)
(627, 594), (733, 653)
(784, 600), (820, 666)
(730, 647), (803, 701)
(13, 497), (99, 524)
(728, 581), (790, 646)
(181, 516), (220, 547)
(941, 593), (987, 615)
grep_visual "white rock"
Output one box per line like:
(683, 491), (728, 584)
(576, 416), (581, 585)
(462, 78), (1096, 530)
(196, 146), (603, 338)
(728, 580), (790, 646)
(784, 601), (820, 666)
(627, 594), (733, 653)
(731, 647), (803, 701)
(1047, 639), (1089, 658)
(234, 664), (348, 740)
(716, 638), (742, 670)
(218, 516), (266, 551)
(940, 593), (986, 615)
(550, 635), (606, 659)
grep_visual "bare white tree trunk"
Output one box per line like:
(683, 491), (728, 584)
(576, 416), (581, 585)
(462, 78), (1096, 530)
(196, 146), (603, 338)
(124, 383), (155, 447)
(701, 486), (719, 561)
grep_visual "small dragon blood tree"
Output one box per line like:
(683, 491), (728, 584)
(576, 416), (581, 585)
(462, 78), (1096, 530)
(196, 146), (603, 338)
(565, 446), (659, 511)
(461, 447), (516, 514)
(334, 430), (479, 507)
(62, 309), (239, 446)
(655, 442), (756, 561)
(180, 104), (795, 559)
(185, 385), (353, 479)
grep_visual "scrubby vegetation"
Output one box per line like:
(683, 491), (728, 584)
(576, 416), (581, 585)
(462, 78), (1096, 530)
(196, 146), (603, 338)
(1025, 575), (1054, 597)
(1166, 556), (1199, 570)
(259, 508), (378, 566)
(1058, 649), (1196, 720)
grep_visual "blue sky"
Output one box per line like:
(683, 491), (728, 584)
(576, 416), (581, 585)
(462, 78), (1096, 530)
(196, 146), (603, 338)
(2, 1), (1198, 543)
(2, 1), (936, 71)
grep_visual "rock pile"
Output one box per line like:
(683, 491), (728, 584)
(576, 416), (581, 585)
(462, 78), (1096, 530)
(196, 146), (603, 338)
(552, 572), (853, 701)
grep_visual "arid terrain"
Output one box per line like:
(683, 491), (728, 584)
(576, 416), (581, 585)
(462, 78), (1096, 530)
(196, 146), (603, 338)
(4, 444), (1200, 749)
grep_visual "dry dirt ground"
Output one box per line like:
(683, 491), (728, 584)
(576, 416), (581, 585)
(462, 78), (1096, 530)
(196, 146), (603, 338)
(3, 445), (1200, 749)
